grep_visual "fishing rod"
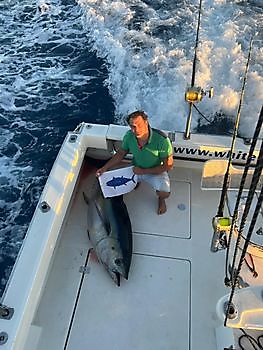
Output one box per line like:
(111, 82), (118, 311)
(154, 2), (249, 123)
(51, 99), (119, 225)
(216, 36), (254, 218)
(224, 104), (263, 283)
(211, 36), (255, 253)
(184, 0), (213, 139)
(190, 0), (202, 88)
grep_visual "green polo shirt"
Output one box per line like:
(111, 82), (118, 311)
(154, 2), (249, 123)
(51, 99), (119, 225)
(122, 127), (173, 168)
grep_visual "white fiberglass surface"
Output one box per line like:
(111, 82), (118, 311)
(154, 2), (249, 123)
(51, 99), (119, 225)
(28, 162), (230, 350)
(67, 252), (190, 350)
(125, 180), (190, 238)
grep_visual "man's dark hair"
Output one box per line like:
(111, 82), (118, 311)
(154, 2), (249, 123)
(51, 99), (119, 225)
(126, 110), (148, 124)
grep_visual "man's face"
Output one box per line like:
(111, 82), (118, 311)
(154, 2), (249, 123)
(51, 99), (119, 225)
(129, 116), (148, 138)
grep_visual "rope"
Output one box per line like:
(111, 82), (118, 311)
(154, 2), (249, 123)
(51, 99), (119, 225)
(244, 253), (258, 278)
(193, 104), (211, 124)
(217, 36), (254, 217)
(224, 105), (263, 285)
(224, 140), (263, 326)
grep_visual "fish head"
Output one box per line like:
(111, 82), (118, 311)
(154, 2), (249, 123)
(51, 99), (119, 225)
(107, 270), (121, 287)
(113, 257), (129, 280)
(102, 241), (130, 284)
(104, 257), (128, 286)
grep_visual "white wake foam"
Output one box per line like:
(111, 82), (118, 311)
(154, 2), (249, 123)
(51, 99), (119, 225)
(78, 0), (263, 137)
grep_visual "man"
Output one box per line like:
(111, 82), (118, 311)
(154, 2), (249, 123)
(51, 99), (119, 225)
(96, 111), (173, 214)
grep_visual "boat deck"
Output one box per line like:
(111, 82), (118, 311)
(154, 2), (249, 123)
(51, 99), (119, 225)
(24, 160), (231, 350)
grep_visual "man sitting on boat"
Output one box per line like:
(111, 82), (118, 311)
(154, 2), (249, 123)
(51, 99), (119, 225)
(96, 110), (173, 214)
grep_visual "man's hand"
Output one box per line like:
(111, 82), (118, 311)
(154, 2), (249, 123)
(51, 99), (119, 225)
(133, 166), (146, 175)
(96, 166), (107, 177)
(133, 155), (173, 176)
(95, 149), (128, 177)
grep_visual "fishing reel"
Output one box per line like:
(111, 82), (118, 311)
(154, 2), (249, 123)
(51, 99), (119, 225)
(211, 216), (232, 252)
(185, 86), (214, 103)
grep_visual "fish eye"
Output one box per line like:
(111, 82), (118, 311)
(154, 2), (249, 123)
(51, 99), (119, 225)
(111, 246), (115, 250)
(114, 258), (122, 266)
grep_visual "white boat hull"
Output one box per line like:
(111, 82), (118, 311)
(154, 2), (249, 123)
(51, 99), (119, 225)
(0, 123), (262, 350)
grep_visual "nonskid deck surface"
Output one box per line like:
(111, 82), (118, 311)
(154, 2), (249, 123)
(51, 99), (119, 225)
(26, 161), (230, 350)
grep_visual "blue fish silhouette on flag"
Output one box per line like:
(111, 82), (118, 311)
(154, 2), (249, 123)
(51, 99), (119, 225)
(106, 174), (136, 189)
(99, 166), (138, 198)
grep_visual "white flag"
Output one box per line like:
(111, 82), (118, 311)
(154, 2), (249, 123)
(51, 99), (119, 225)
(98, 166), (138, 198)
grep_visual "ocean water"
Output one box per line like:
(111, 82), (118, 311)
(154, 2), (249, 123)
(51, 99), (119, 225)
(0, 0), (262, 296)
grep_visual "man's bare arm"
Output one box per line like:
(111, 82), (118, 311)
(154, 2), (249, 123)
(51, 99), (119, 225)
(133, 154), (173, 175)
(96, 148), (128, 176)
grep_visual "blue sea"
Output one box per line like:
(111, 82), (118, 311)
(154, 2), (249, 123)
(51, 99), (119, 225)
(0, 0), (262, 296)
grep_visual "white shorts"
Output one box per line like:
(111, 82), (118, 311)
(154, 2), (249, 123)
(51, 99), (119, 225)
(137, 172), (170, 193)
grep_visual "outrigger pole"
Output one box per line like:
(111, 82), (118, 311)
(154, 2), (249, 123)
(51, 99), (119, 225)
(184, 0), (213, 139)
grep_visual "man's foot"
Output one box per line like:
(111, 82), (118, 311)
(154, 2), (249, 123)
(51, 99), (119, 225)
(158, 197), (167, 215)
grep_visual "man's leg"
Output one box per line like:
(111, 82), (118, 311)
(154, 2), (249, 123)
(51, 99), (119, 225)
(140, 172), (171, 215)
(156, 190), (170, 215)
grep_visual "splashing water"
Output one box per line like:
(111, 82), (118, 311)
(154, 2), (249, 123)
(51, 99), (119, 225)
(78, 0), (263, 134)
(0, 0), (114, 295)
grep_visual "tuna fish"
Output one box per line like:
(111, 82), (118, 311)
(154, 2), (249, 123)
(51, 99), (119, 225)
(84, 189), (133, 286)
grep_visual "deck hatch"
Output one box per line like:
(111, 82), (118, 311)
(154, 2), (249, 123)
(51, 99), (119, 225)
(66, 253), (190, 350)
(125, 180), (191, 239)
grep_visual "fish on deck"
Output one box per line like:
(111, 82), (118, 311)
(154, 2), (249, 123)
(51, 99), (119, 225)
(83, 187), (133, 286)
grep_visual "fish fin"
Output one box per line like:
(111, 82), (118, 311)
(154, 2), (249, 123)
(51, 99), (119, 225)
(83, 192), (89, 205)
(94, 200), (111, 234)
(84, 192), (93, 231)
(84, 192), (111, 234)
(87, 230), (90, 240)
